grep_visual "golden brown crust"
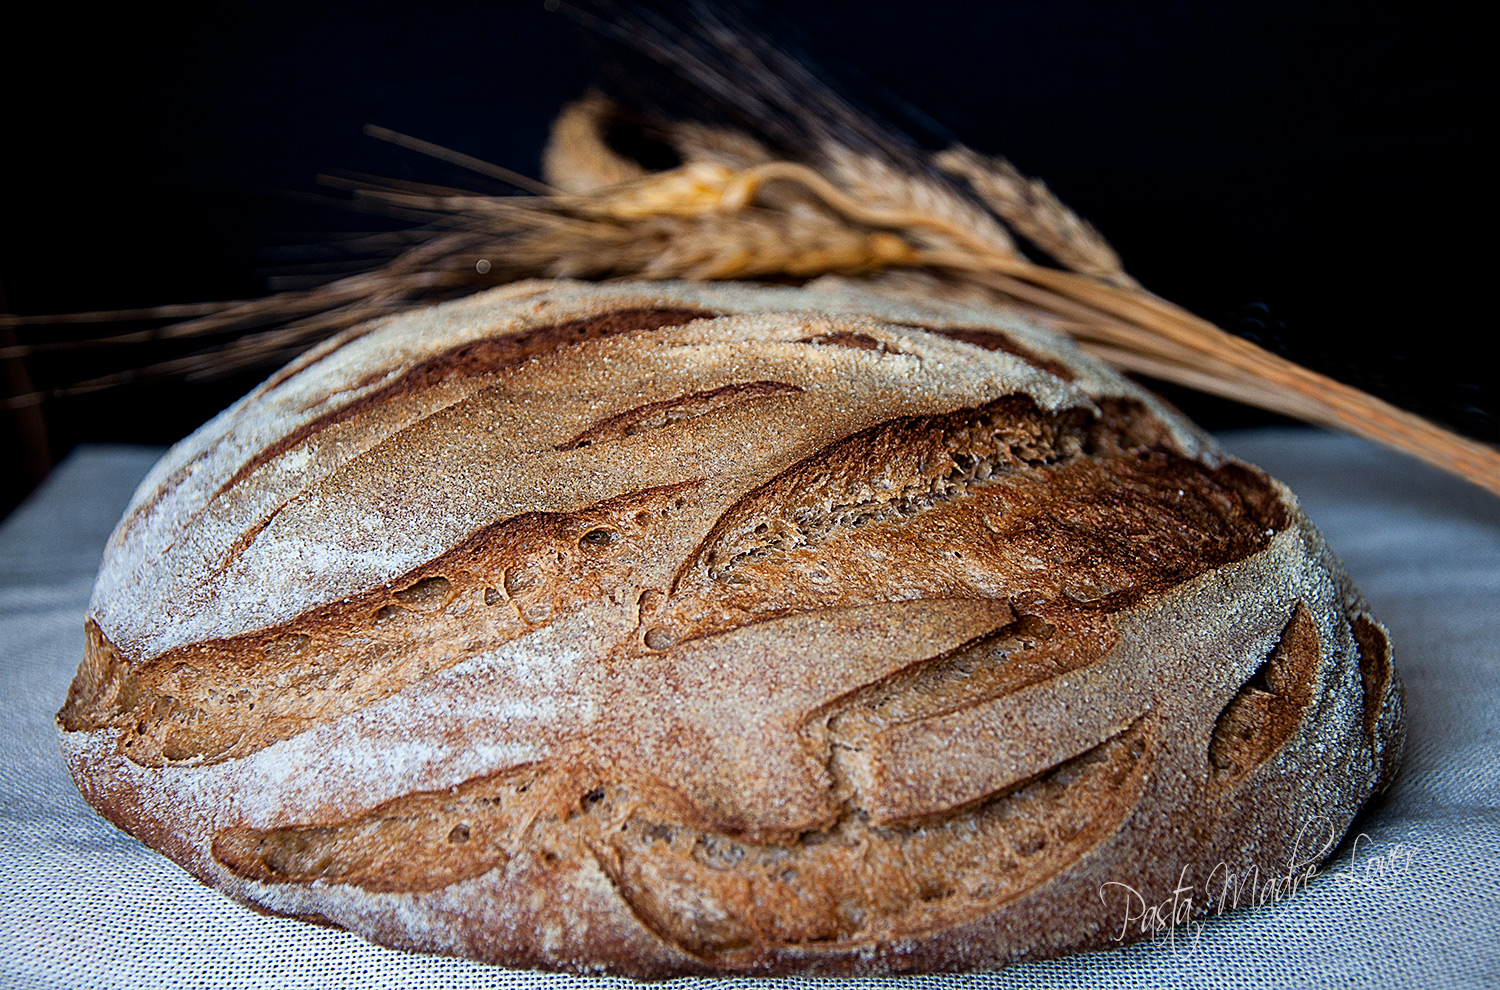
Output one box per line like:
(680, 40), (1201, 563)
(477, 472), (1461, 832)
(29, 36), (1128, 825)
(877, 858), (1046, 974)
(59, 279), (1403, 978)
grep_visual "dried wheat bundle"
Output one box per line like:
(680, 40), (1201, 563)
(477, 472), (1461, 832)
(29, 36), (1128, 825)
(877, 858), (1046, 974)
(3, 10), (1495, 496)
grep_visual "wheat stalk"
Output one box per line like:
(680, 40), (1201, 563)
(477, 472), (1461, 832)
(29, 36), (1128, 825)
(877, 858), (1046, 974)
(8, 91), (1494, 497)
(512, 104), (1500, 495)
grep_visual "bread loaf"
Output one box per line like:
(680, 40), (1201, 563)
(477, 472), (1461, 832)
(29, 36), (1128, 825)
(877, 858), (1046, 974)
(58, 278), (1403, 977)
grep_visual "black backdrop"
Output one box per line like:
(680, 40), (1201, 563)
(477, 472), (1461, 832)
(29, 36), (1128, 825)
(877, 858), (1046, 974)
(2, 2), (1489, 517)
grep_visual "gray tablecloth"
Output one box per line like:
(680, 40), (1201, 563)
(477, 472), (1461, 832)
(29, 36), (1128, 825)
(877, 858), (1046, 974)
(3, 432), (1497, 989)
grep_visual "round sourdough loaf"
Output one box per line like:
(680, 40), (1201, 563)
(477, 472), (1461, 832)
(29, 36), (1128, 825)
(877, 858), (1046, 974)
(58, 278), (1403, 977)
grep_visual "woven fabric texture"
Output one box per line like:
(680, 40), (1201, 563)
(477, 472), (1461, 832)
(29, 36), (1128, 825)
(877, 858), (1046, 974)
(2, 432), (1496, 989)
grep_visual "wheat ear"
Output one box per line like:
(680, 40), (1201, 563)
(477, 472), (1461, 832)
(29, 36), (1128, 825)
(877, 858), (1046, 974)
(936, 146), (1134, 286)
(515, 112), (1500, 496)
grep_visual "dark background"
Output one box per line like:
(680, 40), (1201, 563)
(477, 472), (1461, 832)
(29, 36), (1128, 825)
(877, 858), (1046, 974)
(2, 2), (1489, 519)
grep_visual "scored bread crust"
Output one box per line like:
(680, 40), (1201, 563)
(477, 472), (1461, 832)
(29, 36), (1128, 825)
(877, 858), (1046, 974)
(58, 278), (1403, 977)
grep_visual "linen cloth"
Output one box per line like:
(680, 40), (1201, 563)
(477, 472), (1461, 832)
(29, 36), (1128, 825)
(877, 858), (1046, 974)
(2, 431), (1496, 989)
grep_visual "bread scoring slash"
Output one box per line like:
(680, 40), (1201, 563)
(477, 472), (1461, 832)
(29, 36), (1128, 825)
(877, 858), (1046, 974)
(58, 278), (1404, 977)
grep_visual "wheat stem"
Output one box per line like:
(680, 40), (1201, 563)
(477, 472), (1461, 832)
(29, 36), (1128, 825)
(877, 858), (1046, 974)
(915, 247), (1500, 494)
